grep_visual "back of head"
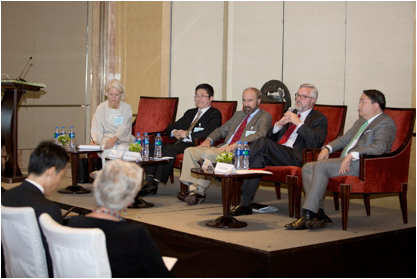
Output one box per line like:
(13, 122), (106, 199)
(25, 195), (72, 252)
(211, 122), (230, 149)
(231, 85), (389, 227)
(363, 89), (386, 111)
(195, 83), (214, 97)
(28, 141), (69, 176)
(94, 160), (143, 212)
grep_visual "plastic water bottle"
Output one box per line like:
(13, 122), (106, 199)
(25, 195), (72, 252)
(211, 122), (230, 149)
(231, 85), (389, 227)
(142, 133), (149, 161)
(54, 127), (59, 143)
(242, 142), (250, 170)
(154, 133), (162, 158)
(135, 133), (142, 145)
(60, 127), (66, 136)
(69, 127), (76, 150)
(234, 141), (243, 170)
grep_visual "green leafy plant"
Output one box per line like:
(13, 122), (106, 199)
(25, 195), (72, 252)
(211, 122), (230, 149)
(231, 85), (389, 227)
(57, 135), (70, 145)
(128, 143), (142, 153)
(216, 151), (234, 163)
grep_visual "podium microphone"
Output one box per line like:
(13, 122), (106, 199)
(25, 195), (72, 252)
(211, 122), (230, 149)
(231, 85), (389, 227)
(16, 56), (32, 82)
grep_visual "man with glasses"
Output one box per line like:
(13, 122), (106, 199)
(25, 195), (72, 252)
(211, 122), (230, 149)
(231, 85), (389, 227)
(137, 83), (222, 199)
(231, 83), (328, 216)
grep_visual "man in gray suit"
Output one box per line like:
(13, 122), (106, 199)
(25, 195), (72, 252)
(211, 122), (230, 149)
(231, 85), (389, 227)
(286, 89), (396, 230)
(178, 87), (272, 205)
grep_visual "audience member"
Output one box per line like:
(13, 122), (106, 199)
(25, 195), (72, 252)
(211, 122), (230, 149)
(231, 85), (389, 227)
(68, 160), (172, 278)
(286, 89), (396, 230)
(138, 83), (222, 198)
(90, 79), (134, 168)
(231, 83), (328, 216)
(178, 87), (272, 205)
(2, 141), (69, 277)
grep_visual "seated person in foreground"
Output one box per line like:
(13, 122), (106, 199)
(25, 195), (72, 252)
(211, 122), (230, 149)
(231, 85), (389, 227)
(90, 79), (134, 167)
(2, 141), (69, 277)
(68, 160), (172, 278)
(178, 87), (272, 205)
(231, 83), (328, 216)
(139, 83), (222, 196)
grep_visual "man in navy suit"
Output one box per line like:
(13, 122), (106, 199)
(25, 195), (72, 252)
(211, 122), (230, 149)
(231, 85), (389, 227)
(138, 83), (222, 198)
(2, 141), (69, 277)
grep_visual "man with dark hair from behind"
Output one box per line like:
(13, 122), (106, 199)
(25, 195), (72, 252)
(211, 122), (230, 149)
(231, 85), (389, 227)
(2, 141), (69, 277)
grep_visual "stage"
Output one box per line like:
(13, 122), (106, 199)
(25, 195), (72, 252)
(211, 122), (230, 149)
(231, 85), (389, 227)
(2, 172), (416, 277)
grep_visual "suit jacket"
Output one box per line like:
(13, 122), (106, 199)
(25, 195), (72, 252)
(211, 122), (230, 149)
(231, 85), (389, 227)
(166, 106), (222, 142)
(329, 113), (396, 156)
(267, 109), (328, 163)
(2, 180), (63, 277)
(207, 109), (272, 145)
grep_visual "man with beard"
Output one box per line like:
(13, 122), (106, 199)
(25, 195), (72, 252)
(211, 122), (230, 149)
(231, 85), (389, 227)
(178, 87), (272, 205)
(231, 83), (328, 216)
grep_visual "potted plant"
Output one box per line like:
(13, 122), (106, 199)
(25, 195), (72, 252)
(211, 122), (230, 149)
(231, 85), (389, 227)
(57, 135), (71, 150)
(128, 143), (142, 153)
(216, 151), (234, 164)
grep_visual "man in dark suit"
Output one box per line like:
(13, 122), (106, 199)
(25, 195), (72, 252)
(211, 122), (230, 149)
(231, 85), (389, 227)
(2, 141), (69, 277)
(231, 83), (328, 216)
(286, 89), (396, 230)
(138, 83), (222, 197)
(179, 87), (273, 205)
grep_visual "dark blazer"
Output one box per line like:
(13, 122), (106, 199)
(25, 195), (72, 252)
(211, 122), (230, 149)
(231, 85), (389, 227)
(267, 109), (328, 163)
(2, 180), (63, 278)
(166, 106), (222, 142)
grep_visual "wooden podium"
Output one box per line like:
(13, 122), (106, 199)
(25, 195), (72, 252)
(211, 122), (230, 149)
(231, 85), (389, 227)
(1, 80), (45, 183)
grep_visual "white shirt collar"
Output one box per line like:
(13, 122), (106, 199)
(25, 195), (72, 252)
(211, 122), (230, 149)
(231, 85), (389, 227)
(366, 112), (383, 124)
(25, 179), (45, 194)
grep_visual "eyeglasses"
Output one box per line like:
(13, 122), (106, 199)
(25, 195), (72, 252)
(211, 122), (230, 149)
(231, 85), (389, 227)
(295, 93), (314, 100)
(194, 95), (210, 100)
(2, 154), (10, 162)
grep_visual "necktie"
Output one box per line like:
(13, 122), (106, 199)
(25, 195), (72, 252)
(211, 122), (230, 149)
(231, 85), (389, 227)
(230, 114), (250, 144)
(174, 110), (202, 145)
(341, 120), (369, 157)
(278, 114), (301, 144)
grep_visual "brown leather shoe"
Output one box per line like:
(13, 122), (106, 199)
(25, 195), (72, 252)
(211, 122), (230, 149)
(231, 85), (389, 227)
(176, 191), (189, 202)
(285, 216), (309, 230)
(184, 193), (206, 205)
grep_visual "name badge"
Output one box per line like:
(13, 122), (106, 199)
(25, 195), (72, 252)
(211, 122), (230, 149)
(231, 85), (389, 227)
(114, 117), (123, 125)
(194, 127), (204, 132)
(245, 131), (256, 137)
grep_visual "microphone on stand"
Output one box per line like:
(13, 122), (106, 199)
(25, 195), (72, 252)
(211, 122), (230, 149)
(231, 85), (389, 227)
(16, 56), (32, 82)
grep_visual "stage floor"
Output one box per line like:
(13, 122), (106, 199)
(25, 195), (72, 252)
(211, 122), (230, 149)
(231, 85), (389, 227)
(2, 172), (416, 277)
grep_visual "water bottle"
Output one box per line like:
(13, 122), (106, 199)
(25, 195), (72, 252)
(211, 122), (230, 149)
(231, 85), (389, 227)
(60, 127), (66, 136)
(69, 127), (76, 150)
(242, 142), (250, 170)
(234, 141), (243, 170)
(54, 127), (59, 143)
(142, 133), (149, 161)
(135, 133), (142, 145)
(154, 133), (162, 158)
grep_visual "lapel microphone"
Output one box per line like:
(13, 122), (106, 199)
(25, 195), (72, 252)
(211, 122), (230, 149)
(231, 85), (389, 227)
(16, 56), (32, 82)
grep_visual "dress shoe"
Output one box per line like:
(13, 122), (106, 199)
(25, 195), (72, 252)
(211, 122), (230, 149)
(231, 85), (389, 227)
(138, 180), (158, 196)
(184, 192), (206, 205)
(285, 209), (317, 230)
(176, 191), (189, 202)
(230, 205), (252, 216)
(128, 198), (154, 208)
(306, 209), (333, 229)
(317, 208), (333, 227)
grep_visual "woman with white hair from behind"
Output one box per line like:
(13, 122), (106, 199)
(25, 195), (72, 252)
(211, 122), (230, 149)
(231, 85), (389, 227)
(68, 160), (171, 278)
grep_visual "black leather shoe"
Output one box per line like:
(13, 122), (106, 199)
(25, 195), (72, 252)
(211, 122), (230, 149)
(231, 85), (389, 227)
(176, 191), (189, 202)
(184, 193), (206, 205)
(128, 198), (154, 208)
(285, 209), (317, 230)
(138, 180), (158, 196)
(231, 205), (252, 216)
(316, 208), (333, 228)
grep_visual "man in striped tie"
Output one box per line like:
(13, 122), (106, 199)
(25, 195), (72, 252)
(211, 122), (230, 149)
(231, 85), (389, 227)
(178, 87), (272, 205)
(286, 89), (396, 230)
(231, 83), (328, 216)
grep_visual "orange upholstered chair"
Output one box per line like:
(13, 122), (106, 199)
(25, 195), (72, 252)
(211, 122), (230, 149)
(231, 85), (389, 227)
(264, 104), (347, 218)
(326, 107), (415, 230)
(173, 100), (238, 189)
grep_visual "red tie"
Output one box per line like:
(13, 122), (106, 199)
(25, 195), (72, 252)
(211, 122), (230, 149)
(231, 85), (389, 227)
(278, 114), (301, 144)
(230, 114), (250, 144)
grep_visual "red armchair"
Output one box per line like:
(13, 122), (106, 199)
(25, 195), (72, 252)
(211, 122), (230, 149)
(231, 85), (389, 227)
(326, 107), (415, 230)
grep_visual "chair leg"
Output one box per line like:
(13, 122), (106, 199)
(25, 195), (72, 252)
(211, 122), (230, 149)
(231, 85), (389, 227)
(399, 183), (408, 224)
(340, 184), (351, 230)
(363, 194), (371, 216)
(333, 192), (340, 211)
(179, 160), (187, 192)
(286, 176), (293, 218)
(274, 182), (281, 200)
(292, 176), (302, 219)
